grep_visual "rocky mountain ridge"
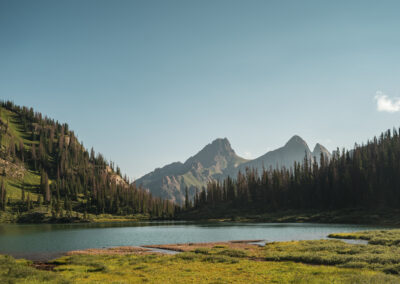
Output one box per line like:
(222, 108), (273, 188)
(135, 136), (331, 203)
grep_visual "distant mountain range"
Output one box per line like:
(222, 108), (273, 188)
(135, 136), (331, 203)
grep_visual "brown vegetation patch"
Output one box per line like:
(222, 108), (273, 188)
(66, 246), (154, 256)
(144, 240), (263, 253)
(32, 262), (56, 271)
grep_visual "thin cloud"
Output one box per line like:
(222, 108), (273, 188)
(243, 151), (253, 159)
(375, 91), (400, 113)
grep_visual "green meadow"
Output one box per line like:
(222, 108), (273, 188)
(1, 229), (400, 283)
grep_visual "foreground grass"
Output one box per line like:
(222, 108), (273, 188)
(0, 255), (63, 284)
(49, 253), (397, 283)
(3, 229), (400, 283)
(263, 240), (400, 275)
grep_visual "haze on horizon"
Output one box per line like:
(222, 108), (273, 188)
(1, 0), (400, 179)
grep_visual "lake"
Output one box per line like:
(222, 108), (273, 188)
(0, 222), (385, 261)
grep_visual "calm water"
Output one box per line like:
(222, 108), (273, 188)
(0, 222), (385, 260)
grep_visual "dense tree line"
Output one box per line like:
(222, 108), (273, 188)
(189, 128), (400, 213)
(0, 101), (176, 218)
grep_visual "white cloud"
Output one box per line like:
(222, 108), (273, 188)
(375, 91), (400, 113)
(242, 151), (253, 159)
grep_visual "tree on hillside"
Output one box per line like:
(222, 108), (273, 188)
(19, 140), (24, 162)
(0, 180), (6, 210)
(184, 187), (190, 210)
(0, 100), (177, 219)
(40, 169), (51, 203)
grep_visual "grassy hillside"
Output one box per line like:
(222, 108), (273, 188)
(0, 101), (176, 223)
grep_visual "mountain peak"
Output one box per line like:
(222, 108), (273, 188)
(209, 137), (232, 152)
(312, 143), (331, 162)
(190, 138), (233, 158)
(284, 135), (308, 148)
(184, 137), (240, 169)
(313, 143), (328, 153)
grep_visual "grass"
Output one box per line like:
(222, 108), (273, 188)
(3, 229), (400, 283)
(0, 107), (37, 147)
(0, 254), (63, 284)
(5, 169), (41, 200)
(329, 229), (400, 246)
(48, 252), (398, 283)
(263, 240), (400, 275)
(90, 213), (150, 223)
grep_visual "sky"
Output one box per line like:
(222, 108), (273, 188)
(1, 0), (400, 179)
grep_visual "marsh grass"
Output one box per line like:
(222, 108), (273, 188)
(264, 239), (400, 274)
(329, 229), (400, 246)
(0, 255), (65, 284)
(4, 229), (400, 283)
(50, 251), (399, 283)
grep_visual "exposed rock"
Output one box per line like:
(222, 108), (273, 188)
(0, 158), (25, 180)
(312, 143), (332, 164)
(136, 136), (330, 203)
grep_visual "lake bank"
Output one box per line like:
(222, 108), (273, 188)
(3, 208), (400, 227)
(0, 222), (387, 261)
(2, 229), (400, 283)
(178, 208), (400, 226)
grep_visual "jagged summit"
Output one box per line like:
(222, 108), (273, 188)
(284, 135), (309, 148)
(185, 138), (236, 167)
(197, 138), (233, 156)
(312, 143), (332, 162)
(136, 138), (247, 203)
(233, 135), (311, 173)
(136, 135), (331, 203)
(313, 143), (328, 153)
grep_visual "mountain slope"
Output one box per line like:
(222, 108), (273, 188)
(135, 138), (248, 203)
(137, 136), (331, 202)
(233, 135), (312, 175)
(0, 101), (175, 222)
(312, 143), (332, 164)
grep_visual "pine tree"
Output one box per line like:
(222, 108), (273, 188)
(19, 140), (24, 162)
(184, 187), (189, 210)
(45, 172), (50, 203)
(0, 180), (6, 210)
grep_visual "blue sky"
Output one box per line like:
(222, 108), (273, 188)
(1, 0), (400, 179)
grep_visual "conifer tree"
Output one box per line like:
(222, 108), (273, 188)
(0, 180), (6, 210)
(184, 187), (190, 210)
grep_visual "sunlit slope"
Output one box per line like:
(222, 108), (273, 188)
(0, 107), (41, 200)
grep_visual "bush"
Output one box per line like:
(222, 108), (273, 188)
(194, 248), (211, 255)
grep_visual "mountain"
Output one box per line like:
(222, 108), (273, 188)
(135, 138), (248, 203)
(136, 135), (331, 202)
(0, 101), (175, 223)
(233, 135), (312, 174)
(312, 143), (332, 164)
(186, 128), (400, 222)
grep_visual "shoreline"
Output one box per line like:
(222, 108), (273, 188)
(3, 208), (400, 226)
(3, 236), (365, 263)
(2, 229), (399, 283)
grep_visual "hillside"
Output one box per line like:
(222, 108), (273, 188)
(136, 136), (331, 203)
(0, 101), (175, 223)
